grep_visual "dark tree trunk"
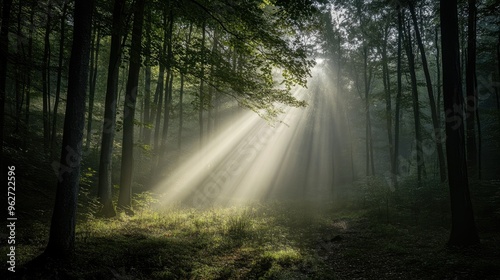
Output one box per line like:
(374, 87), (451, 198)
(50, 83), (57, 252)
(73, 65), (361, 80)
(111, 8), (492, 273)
(161, 10), (174, 158)
(143, 6), (152, 145)
(409, 2), (447, 182)
(393, 7), (403, 190)
(0, 0), (13, 167)
(403, 12), (423, 188)
(435, 25), (442, 126)
(118, 0), (146, 212)
(45, 0), (94, 258)
(50, 4), (68, 157)
(465, 0), (478, 177)
(199, 21), (206, 146)
(178, 23), (193, 150)
(153, 9), (168, 152)
(440, 0), (479, 247)
(86, 25), (102, 150)
(380, 23), (394, 184)
(42, 8), (52, 151)
(98, 0), (126, 218)
(25, 3), (34, 132)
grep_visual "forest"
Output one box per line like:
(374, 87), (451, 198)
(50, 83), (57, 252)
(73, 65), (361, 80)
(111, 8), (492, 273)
(1, 0), (499, 279)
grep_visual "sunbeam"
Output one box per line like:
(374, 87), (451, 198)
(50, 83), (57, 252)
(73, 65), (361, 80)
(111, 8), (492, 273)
(154, 64), (351, 208)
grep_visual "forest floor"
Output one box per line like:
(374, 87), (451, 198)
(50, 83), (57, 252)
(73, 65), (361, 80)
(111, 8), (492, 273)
(2, 184), (500, 280)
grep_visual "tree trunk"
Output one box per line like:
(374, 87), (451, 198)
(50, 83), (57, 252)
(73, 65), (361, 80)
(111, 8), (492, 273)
(50, 4), (68, 157)
(160, 10), (174, 158)
(409, 2), (447, 182)
(97, 0), (126, 218)
(0, 0), (13, 168)
(403, 12), (423, 188)
(118, 0), (146, 212)
(440, 0), (479, 247)
(465, 0), (478, 177)
(86, 25), (101, 150)
(25, 3), (34, 132)
(199, 21), (206, 146)
(393, 7), (403, 190)
(143, 6), (152, 145)
(42, 7), (52, 151)
(178, 23), (194, 150)
(45, 0), (94, 258)
(380, 23), (394, 184)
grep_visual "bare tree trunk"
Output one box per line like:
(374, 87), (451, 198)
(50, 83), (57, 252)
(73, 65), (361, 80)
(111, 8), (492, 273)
(143, 6), (152, 145)
(118, 0), (146, 212)
(393, 7), (403, 190)
(465, 0), (478, 177)
(0, 0), (13, 168)
(409, 2), (447, 182)
(97, 0), (126, 218)
(403, 12), (423, 188)
(45, 0), (94, 258)
(199, 21), (206, 146)
(440, 0), (479, 247)
(42, 6), (53, 151)
(51, 3), (68, 157)
(86, 24), (102, 150)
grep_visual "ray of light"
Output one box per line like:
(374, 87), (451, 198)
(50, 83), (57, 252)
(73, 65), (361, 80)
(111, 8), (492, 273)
(154, 64), (351, 208)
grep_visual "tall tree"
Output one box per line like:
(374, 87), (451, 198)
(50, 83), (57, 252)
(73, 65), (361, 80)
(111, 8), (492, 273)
(0, 0), (14, 167)
(465, 0), (478, 177)
(45, 0), (94, 257)
(408, 1), (447, 182)
(51, 3), (69, 156)
(97, 0), (126, 218)
(118, 0), (146, 211)
(403, 11), (424, 188)
(440, 0), (479, 247)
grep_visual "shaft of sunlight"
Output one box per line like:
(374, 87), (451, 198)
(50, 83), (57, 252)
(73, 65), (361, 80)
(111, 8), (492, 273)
(154, 63), (352, 208)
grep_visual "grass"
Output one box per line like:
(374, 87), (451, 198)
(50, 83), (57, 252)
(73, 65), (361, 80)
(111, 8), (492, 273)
(5, 193), (499, 280)
(5, 200), (337, 279)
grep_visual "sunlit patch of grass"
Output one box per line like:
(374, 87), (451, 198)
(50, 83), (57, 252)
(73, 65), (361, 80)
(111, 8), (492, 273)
(17, 199), (330, 279)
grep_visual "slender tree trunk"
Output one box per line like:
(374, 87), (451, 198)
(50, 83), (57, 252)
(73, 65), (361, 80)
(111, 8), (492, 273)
(0, 0), (13, 168)
(153, 9), (168, 152)
(435, 25), (442, 126)
(465, 0), (478, 177)
(440, 0), (479, 247)
(393, 7), (403, 190)
(25, 4), (34, 132)
(404, 12), (423, 188)
(363, 46), (371, 176)
(161, 10), (174, 158)
(97, 0), (126, 218)
(86, 25), (101, 150)
(118, 0), (146, 212)
(143, 6), (152, 145)
(50, 4), (68, 157)
(409, 2), (447, 182)
(14, 1), (23, 133)
(199, 21), (206, 146)
(178, 23), (193, 150)
(153, 64), (165, 151)
(380, 24), (394, 184)
(45, 0), (94, 258)
(42, 7), (53, 151)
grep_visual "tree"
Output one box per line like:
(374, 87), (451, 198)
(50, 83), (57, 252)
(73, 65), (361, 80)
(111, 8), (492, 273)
(45, 0), (94, 257)
(408, 1), (447, 182)
(465, 0), (478, 177)
(0, 0), (14, 169)
(118, 0), (146, 212)
(440, 0), (479, 247)
(97, 0), (126, 218)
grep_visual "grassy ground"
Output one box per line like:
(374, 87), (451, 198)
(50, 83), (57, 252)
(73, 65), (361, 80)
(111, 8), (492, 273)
(3, 192), (500, 280)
